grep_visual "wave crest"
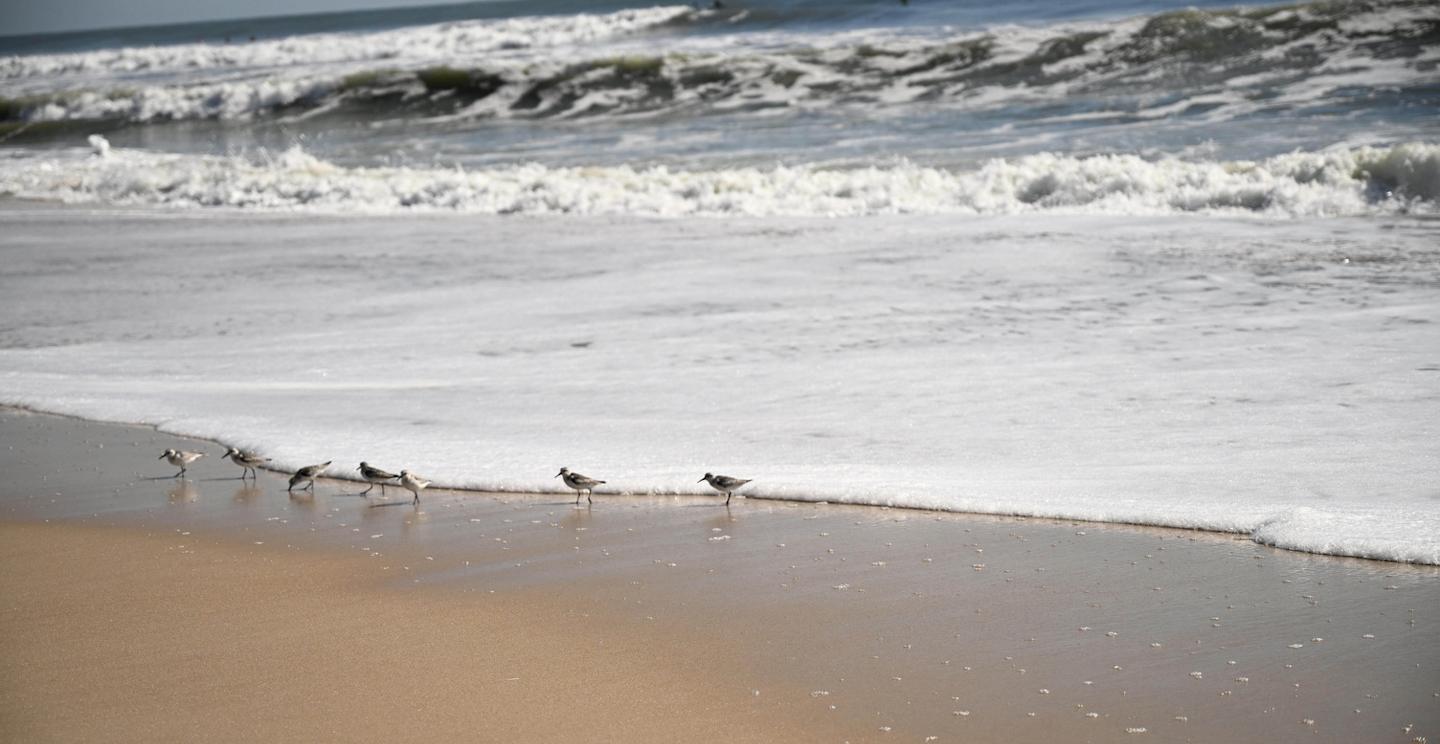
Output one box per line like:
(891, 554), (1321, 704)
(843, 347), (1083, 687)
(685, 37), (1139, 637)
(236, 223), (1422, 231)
(3, 143), (1435, 217)
(0, 6), (697, 81)
(2, 0), (1434, 127)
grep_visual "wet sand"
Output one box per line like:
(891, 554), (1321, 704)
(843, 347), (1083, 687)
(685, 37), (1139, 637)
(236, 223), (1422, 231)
(1, 407), (1437, 742)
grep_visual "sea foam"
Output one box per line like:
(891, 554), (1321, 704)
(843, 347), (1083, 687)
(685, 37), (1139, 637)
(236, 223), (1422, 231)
(0, 6), (697, 80)
(0, 210), (1435, 564)
(4, 0), (1433, 129)
(2, 143), (1435, 217)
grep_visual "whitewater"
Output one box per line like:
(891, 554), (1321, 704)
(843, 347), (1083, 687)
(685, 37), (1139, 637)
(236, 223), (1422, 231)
(1, 0), (1438, 564)
(1, 142), (1438, 216)
(1, 205), (1436, 563)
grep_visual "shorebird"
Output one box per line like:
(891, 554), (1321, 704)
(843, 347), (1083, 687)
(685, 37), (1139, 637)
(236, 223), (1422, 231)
(224, 447), (268, 479)
(555, 467), (605, 505)
(288, 461), (331, 492)
(398, 470), (430, 504)
(357, 462), (401, 495)
(699, 472), (752, 506)
(158, 448), (205, 478)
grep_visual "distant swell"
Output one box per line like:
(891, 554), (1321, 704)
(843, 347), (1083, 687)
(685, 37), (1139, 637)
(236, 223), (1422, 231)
(2, 0), (1435, 126)
(3, 143), (1436, 217)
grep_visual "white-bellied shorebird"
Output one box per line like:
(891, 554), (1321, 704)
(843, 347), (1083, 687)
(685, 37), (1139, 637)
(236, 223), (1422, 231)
(398, 470), (430, 504)
(224, 447), (268, 479)
(158, 448), (205, 478)
(288, 461), (331, 492)
(556, 467), (605, 505)
(699, 472), (752, 506)
(357, 462), (400, 495)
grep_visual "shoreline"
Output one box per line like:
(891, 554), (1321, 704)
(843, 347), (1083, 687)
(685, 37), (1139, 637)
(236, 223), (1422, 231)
(2, 406), (1437, 743)
(3, 402), (1431, 567)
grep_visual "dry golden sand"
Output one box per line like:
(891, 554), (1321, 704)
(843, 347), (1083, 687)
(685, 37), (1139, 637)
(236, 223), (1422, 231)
(0, 407), (1437, 743)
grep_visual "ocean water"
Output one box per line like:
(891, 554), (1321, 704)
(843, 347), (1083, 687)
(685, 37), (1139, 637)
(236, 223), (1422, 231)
(0, 0), (1437, 563)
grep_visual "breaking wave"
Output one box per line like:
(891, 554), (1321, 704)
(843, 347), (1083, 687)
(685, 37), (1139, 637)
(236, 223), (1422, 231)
(3, 142), (1435, 217)
(2, 0), (1436, 126)
(0, 6), (698, 80)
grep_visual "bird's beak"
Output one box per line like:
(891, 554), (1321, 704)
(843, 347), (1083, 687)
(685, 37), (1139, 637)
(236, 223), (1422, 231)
(554, 472), (562, 478)
(157, 453), (165, 460)
(697, 477), (705, 483)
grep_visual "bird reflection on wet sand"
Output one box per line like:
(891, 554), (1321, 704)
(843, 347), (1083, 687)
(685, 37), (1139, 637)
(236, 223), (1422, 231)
(167, 480), (198, 504)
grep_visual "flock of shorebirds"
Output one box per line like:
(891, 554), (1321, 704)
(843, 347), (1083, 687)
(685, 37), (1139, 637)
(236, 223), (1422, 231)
(157, 448), (753, 506)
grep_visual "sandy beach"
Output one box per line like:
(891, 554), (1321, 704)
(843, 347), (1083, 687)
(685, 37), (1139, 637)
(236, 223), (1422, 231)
(4, 0), (1438, 739)
(2, 407), (1436, 743)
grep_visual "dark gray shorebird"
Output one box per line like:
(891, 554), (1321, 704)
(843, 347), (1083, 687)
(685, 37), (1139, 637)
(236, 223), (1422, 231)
(357, 462), (401, 495)
(699, 472), (752, 506)
(158, 448), (205, 478)
(224, 447), (269, 479)
(288, 461), (331, 492)
(556, 467), (605, 505)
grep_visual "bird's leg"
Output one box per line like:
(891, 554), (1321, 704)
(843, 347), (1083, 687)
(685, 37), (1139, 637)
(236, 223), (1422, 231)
(587, 490), (593, 505)
(725, 492), (732, 506)
(362, 483), (373, 495)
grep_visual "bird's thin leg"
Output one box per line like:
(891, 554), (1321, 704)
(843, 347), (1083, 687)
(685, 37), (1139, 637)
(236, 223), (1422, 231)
(725, 492), (732, 506)
(362, 483), (373, 495)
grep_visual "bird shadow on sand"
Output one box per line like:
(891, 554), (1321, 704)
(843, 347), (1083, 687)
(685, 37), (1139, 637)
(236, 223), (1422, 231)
(140, 475), (186, 482)
(330, 491), (377, 499)
(367, 500), (415, 509)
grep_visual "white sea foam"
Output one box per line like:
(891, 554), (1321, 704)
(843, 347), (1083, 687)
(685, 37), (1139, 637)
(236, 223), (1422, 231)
(0, 6), (696, 81)
(6, 0), (1432, 131)
(1, 143), (1435, 217)
(0, 209), (1435, 564)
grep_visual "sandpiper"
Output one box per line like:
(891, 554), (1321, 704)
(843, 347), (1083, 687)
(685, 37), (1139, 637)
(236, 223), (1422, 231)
(555, 467), (605, 505)
(357, 462), (401, 495)
(224, 447), (269, 479)
(398, 470), (430, 504)
(699, 472), (752, 506)
(158, 448), (205, 478)
(288, 461), (331, 492)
